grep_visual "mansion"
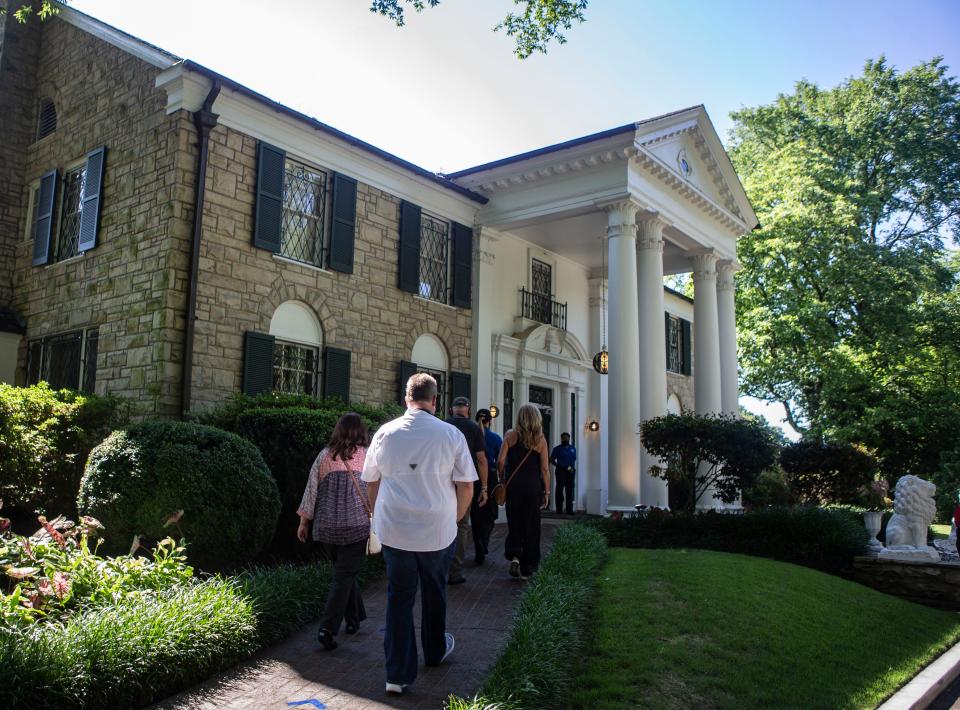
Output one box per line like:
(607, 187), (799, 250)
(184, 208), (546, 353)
(0, 4), (757, 514)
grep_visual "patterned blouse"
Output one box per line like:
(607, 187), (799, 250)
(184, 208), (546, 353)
(297, 447), (370, 545)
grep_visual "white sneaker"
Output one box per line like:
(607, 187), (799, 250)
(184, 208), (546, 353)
(440, 632), (455, 663)
(385, 682), (407, 694)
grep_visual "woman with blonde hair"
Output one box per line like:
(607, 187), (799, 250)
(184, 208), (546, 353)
(496, 403), (550, 579)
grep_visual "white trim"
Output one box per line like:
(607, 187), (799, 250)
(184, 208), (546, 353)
(57, 5), (177, 69)
(271, 254), (333, 276)
(23, 178), (40, 243)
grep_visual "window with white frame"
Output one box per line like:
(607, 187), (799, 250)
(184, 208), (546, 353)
(281, 158), (329, 267)
(419, 212), (451, 304)
(56, 164), (86, 261)
(27, 327), (99, 392)
(272, 340), (320, 395)
(667, 315), (682, 373)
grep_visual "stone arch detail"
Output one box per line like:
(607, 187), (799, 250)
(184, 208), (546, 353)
(258, 274), (336, 343)
(404, 321), (455, 364)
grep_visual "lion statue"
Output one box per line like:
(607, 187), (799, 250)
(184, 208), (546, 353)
(879, 475), (939, 561)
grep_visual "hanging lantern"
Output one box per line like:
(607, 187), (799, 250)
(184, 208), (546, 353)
(488, 405), (500, 418)
(592, 349), (609, 375)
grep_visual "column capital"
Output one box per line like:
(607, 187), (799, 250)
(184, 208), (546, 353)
(637, 212), (667, 252)
(717, 259), (741, 292)
(598, 199), (640, 235)
(689, 249), (719, 281)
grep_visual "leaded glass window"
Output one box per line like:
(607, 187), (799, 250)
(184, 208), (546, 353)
(667, 315), (682, 373)
(273, 340), (319, 396)
(281, 159), (328, 267)
(26, 327), (99, 392)
(419, 367), (447, 417)
(419, 213), (450, 304)
(56, 165), (86, 261)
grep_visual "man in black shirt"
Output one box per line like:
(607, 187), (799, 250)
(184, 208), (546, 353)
(445, 396), (488, 583)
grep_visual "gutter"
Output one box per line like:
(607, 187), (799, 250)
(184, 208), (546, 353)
(181, 81), (220, 417)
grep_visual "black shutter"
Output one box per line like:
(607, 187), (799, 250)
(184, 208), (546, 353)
(450, 371), (471, 404)
(328, 172), (357, 273)
(32, 169), (58, 266)
(78, 146), (106, 253)
(681, 318), (692, 376)
(398, 200), (421, 293)
(398, 359), (418, 405)
(243, 331), (275, 395)
(664, 312), (671, 371)
(323, 346), (351, 402)
(451, 222), (473, 309)
(253, 141), (285, 252)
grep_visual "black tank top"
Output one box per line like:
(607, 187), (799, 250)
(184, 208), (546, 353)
(505, 439), (542, 482)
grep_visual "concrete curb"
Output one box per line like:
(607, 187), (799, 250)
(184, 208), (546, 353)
(879, 639), (960, 709)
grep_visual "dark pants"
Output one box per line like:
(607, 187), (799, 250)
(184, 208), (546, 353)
(504, 476), (542, 574)
(555, 468), (575, 514)
(471, 476), (498, 557)
(382, 540), (456, 685)
(317, 539), (367, 635)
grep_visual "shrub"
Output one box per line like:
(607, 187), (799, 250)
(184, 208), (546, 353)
(780, 439), (877, 505)
(199, 394), (401, 560)
(588, 506), (868, 573)
(641, 413), (781, 512)
(78, 420), (281, 572)
(0, 383), (127, 522)
(449, 525), (607, 710)
(743, 468), (793, 508)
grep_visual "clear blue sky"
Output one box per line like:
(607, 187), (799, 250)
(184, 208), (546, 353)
(67, 0), (960, 436)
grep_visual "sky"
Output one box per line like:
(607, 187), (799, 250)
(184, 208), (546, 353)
(67, 0), (960, 436)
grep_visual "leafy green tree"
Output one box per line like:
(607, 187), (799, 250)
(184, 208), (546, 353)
(370, 0), (588, 58)
(641, 413), (780, 513)
(779, 439), (877, 505)
(729, 58), (960, 479)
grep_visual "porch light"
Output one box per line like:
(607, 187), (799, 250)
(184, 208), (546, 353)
(593, 234), (609, 375)
(489, 405), (499, 418)
(587, 420), (600, 432)
(592, 349), (608, 375)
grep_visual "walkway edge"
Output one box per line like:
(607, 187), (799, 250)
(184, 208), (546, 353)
(879, 639), (960, 710)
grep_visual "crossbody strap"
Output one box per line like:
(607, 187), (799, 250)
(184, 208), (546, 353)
(343, 457), (372, 519)
(502, 448), (534, 489)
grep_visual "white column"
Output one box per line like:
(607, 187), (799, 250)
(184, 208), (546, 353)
(586, 276), (606, 514)
(604, 200), (642, 512)
(691, 251), (723, 510)
(717, 260), (740, 416)
(636, 214), (669, 509)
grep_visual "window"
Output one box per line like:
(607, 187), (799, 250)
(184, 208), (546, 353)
(56, 164), (86, 261)
(36, 98), (57, 141)
(419, 212), (451, 304)
(26, 327), (99, 392)
(667, 315), (682, 373)
(281, 158), (328, 267)
(272, 340), (319, 395)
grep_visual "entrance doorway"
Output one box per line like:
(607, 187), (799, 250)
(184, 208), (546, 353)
(528, 385), (553, 448)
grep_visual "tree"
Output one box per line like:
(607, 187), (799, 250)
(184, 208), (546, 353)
(0, 1), (58, 23)
(779, 439), (877, 505)
(641, 413), (780, 513)
(729, 58), (960, 479)
(369, 0), (588, 58)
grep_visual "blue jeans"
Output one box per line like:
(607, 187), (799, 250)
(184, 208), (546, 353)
(382, 540), (456, 685)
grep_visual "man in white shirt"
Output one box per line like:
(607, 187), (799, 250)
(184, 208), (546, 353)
(362, 372), (477, 695)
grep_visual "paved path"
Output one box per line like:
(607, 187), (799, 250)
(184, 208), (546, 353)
(154, 520), (563, 710)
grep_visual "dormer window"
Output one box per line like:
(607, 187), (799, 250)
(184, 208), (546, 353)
(36, 98), (57, 141)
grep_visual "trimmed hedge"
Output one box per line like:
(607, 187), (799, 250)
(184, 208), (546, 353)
(449, 524), (608, 710)
(198, 394), (402, 560)
(0, 383), (127, 523)
(78, 420), (281, 572)
(587, 507), (868, 572)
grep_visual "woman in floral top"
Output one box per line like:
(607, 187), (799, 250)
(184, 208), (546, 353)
(298, 413), (370, 650)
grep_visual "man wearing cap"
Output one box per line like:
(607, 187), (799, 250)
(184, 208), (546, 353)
(444, 396), (488, 583)
(475, 408), (502, 563)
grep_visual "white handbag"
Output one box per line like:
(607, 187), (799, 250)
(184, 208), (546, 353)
(347, 460), (381, 556)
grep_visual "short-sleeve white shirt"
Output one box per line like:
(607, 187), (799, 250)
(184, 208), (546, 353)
(361, 407), (478, 552)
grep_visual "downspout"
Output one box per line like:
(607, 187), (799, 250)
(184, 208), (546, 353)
(181, 81), (220, 417)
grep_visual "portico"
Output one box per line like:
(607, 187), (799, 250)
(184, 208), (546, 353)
(449, 106), (758, 513)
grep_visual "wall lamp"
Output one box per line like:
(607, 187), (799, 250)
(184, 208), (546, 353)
(587, 420), (600, 432)
(488, 405), (499, 418)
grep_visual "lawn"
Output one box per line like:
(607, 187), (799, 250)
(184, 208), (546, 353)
(569, 548), (960, 710)
(931, 523), (952, 540)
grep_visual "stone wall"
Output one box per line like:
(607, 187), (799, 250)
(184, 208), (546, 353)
(9, 17), (193, 416)
(852, 556), (960, 611)
(189, 123), (473, 410)
(667, 371), (694, 412)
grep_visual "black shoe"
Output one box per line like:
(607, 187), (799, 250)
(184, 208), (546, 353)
(345, 620), (359, 635)
(475, 548), (485, 565)
(318, 628), (338, 650)
(448, 575), (467, 585)
(509, 558), (520, 578)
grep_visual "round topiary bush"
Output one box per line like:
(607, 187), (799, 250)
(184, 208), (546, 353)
(77, 420), (281, 572)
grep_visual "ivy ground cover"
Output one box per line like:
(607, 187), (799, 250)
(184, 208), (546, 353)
(570, 548), (960, 709)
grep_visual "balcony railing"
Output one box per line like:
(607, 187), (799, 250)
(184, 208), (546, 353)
(520, 288), (567, 330)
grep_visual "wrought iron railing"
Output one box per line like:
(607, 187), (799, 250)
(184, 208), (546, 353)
(520, 288), (567, 330)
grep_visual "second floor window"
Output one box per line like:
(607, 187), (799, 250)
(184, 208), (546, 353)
(667, 315), (682, 373)
(57, 165), (86, 261)
(419, 213), (451, 304)
(273, 340), (320, 395)
(281, 159), (328, 267)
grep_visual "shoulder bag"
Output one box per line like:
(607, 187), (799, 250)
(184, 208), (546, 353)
(345, 459), (381, 556)
(492, 448), (533, 506)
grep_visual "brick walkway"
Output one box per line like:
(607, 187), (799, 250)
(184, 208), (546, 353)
(154, 520), (562, 710)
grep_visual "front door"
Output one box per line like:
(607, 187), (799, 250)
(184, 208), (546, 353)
(528, 385), (553, 449)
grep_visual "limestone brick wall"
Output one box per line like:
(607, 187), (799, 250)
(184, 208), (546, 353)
(667, 371), (694, 412)
(190, 124), (473, 410)
(10, 17), (193, 416)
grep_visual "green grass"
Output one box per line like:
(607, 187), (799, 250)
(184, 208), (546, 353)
(931, 523), (951, 539)
(569, 548), (960, 710)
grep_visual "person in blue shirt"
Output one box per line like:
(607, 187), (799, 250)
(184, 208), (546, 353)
(474, 409), (502, 563)
(550, 432), (577, 515)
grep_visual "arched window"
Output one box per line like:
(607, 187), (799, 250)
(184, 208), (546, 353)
(667, 393), (682, 415)
(36, 98), (57, 141)
(411, 333), (449, 413)
(269, 301), (323, 395)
